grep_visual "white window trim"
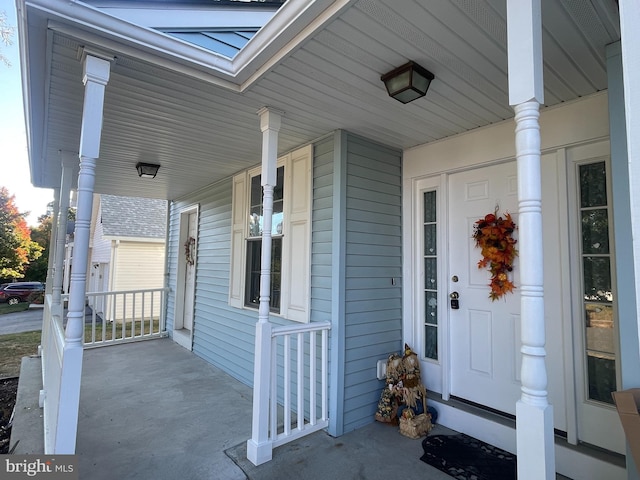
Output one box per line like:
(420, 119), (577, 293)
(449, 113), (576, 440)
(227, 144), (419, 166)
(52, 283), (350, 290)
(229, 144), (312, 322)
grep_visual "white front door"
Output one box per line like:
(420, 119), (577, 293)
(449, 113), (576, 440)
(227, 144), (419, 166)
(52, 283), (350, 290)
(448, 162), (522, 413)
(174, 207), (198, 350)
(182, 212), (197, 332)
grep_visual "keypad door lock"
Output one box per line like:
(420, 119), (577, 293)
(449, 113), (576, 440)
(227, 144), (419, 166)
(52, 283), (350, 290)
(450, 291), (460, 310)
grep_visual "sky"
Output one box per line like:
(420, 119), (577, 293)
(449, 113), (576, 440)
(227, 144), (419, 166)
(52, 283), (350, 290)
(1, 0), (54, 227)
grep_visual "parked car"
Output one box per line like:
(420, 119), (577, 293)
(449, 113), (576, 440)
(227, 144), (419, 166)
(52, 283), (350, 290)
(0, 282), (45, 305)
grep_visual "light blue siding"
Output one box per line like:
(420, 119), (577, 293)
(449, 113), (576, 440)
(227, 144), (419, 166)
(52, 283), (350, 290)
(341, 133), (403, 433)
(168, 180), (259, 387)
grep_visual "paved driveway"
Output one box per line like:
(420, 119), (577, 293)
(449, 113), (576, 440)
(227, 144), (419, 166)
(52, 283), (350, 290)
(0, 306), (44, 335)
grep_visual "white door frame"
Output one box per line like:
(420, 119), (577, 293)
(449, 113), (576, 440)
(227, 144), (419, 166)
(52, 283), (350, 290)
(173, 204), (199, 350)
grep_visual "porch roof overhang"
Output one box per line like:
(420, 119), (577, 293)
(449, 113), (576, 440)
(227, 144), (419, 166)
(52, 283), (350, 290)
(17, 0), (621, 201)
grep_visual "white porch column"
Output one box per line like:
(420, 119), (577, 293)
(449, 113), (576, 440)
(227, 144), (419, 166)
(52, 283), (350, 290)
(619, 0), (640, 373)
(247, 106), (283, 466)
(618, 2), (640, 478)
(44, 188), (60, 296)
(507, 1), (555, 479)
(52, 153), (75, 309)
(55, 52), (110, 453)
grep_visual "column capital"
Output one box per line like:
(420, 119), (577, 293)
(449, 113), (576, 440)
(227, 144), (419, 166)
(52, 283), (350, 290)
(257, 107), (285, 133)
(81, 49), (112, 86)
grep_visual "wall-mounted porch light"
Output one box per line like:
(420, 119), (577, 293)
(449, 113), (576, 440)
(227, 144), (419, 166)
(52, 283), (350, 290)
(136, 162), (160, 179)
(380, 61), (434, 104)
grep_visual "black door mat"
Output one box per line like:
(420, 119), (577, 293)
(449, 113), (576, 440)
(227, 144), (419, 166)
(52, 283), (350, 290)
(420, 433), (517, 480)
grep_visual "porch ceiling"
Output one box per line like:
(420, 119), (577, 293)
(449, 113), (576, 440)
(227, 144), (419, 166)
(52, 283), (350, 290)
(20, 0), (620, 200)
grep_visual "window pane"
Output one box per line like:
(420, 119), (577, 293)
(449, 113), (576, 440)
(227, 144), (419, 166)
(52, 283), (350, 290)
(580, 162), (607, 208)
(424, 224), (436, 255)
(250, 175), (262, 207)
(587, 355), (616, 404)
(583, 257), (612, 302)
(249, 206), (262, 237)
(424, 191), (436, 223)
(581, 209), (609, 254)
(585, 303), (615, 354)
(425, 291), (437, 325)
(245, 239), (282, 312)
(274, 167), (284, 201)
(425, 326), (438, 360)
(273, 201), (284, 235)
(245, 240), (261, 306)
(424, 258), (437, 290)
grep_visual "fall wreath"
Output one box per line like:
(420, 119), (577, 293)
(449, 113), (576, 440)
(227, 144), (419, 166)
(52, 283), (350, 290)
(473, 210), (518, 301)
(184, 236), (196, 266)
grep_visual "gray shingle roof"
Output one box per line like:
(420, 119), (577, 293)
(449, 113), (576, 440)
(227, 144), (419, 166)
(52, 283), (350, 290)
(100, 195), (167, 239)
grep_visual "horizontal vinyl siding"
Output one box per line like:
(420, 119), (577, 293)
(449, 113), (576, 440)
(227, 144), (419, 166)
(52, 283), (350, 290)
(170, 180), (258, 386)
(109, 242), (166, 320)
(342, 133), (402, 433)
(91, 216), (112, 264)
(311, 136), (334, 324)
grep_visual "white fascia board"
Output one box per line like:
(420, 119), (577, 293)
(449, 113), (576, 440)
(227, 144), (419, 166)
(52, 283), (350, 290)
(96, 7), (277, 29)
(27, 0), (238, 83)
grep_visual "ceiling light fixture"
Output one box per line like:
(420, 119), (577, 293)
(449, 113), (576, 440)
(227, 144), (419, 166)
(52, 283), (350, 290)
(381, 61), (434, 104)
(136, 162), (160, 179)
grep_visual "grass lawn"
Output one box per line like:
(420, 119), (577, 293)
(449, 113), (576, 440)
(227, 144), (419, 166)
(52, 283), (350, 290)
(0, 331), (41, 378)
(0, 303), (30, 315)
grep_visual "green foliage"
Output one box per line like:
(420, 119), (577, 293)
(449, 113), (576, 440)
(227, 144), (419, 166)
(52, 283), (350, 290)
(24, 212), (52, 283)
(0, 187), (43, 282)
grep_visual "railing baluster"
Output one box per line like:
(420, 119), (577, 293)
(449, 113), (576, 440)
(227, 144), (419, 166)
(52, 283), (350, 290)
(283, 334), (291, 436)
(297, 332), (304, 431)
(309, 330), (316, 426)
(270, 336), (278, 442)
(322, 328), (328, 421)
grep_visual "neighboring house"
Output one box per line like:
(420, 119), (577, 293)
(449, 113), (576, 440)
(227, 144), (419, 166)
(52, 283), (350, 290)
(88, 194), (167, 320)
(16, 1), (640, 479)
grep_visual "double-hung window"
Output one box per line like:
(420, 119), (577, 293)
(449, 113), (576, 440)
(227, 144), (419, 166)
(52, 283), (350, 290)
(245, 166), (284, 311)
(229, 145), (312, 322)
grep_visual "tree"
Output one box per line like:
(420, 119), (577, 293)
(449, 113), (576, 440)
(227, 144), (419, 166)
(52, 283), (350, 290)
(0, 187), (43, 282)
(26, 211), (53, 283)
(0, 10), (15, 67)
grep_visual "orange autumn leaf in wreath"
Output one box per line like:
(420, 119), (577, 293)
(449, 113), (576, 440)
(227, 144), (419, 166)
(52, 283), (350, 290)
(473, 211), (518, 301)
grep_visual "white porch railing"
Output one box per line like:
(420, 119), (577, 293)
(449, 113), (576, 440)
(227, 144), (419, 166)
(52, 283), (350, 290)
(82, 287), (168, 348)
(247, 321), (331, 465)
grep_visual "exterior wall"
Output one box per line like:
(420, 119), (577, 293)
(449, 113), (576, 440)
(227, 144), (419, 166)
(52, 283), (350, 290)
(340, 132), (403, 433)
(106, 241), (165, 321)
(90, 214), (111, 264)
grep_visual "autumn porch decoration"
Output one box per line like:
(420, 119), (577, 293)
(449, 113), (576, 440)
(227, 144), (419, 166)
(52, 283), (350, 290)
(473, 209), (518, 301)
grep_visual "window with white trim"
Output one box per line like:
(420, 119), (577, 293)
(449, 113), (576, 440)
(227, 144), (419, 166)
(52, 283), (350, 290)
(229, 145), (312, 322)
(245, 166), (284, 311)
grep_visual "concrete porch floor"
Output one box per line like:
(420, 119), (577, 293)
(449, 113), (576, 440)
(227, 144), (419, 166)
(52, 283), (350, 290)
(10, 338), (500, 479)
